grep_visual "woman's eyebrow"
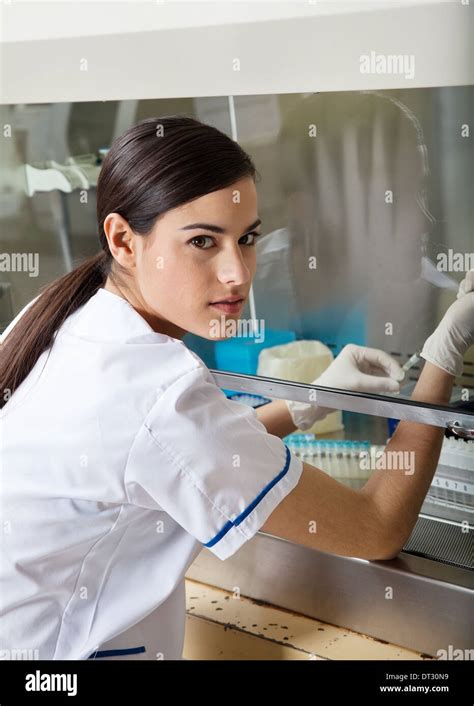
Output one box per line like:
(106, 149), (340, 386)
(179, 218), (262, 235)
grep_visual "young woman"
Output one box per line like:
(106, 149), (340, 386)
(1, 116), (472, 661)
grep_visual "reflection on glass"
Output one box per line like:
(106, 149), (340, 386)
(224, 87), (473, 411)
(1, 89), (472, 413)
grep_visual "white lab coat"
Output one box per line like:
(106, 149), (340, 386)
(0, 288), (303, 660)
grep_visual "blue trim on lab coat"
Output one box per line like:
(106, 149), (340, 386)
(88, 645), (146, 658)
(204, 444), (292, 548)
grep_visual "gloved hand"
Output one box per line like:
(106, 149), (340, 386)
(456, 268), (474, 299)
(420, 269), (474, 377)
(285, 343), (406, 431)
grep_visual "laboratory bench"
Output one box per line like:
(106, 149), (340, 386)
(183, 579), (432, 661)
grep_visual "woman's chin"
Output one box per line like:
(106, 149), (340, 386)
(202, 331), (233, 342)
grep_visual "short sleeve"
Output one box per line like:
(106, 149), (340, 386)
(124, 365), (303, 561)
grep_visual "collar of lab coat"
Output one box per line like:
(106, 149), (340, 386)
(60, 288), (179, 345)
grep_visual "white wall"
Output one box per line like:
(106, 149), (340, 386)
(0, 1), (472, 104)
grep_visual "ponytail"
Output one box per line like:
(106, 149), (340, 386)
(0, 251), (110, 407)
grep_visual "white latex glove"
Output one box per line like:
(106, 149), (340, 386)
(420, 269), (474, 377)
(456, 268), (474, 299)
(285, 343), (406, 431)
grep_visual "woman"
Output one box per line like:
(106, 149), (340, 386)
(1, 116), (472, 661)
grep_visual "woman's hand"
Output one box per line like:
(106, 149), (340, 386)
(285, 343), (405, 431)
(420, 270), (474, 377)
(285, 270), (474, 431)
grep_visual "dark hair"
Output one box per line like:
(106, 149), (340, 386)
(0, 115), (258, 406)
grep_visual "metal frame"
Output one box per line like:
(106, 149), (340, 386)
(210, 369), (474, 429)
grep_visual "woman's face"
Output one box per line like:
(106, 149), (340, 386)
(104, 176), (261, 340)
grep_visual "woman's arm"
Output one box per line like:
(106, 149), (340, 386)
(260, 361), (455, 560)
(256, 399), (298, 438)
(359, 360), (454, 549)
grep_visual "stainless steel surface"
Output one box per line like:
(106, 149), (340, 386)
(210, 369), (474, 429)
(186, 530), (473, 656)
(403, 515), (472, 570)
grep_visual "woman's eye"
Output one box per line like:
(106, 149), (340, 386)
(189, 232), (262, 249)
(239, 232), (262, 246)
(190, 236), (214, 249)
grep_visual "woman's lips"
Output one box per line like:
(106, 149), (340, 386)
(209, 299), (244, 314)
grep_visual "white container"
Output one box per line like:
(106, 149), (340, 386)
(257, 340), (344, 435)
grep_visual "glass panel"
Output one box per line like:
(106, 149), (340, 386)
(1, 90), (472, 430)
(211, 87), (473, 422)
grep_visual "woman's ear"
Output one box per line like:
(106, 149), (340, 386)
(103, 213), (136, 267)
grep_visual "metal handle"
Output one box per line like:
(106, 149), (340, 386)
(447, 420), (474, 440)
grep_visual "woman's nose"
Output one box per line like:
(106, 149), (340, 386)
(216, 247), (252, 285)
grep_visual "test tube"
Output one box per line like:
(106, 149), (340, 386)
(402, 351), (422, 373)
